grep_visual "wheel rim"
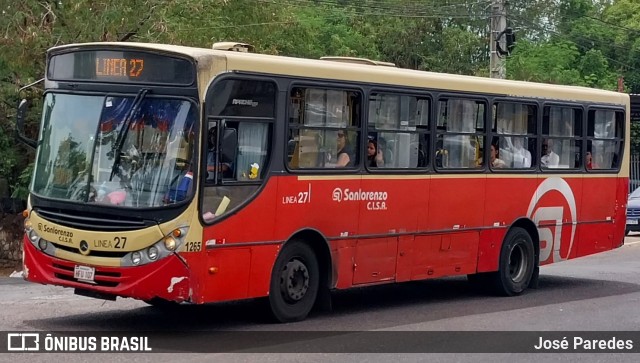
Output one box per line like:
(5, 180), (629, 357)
(508, 242), (528, 283)
(279, 258), (310, 303)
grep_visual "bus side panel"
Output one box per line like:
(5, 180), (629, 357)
(352, 238), (397, 284)
(567, 177), (583, 261)
(411, 233), (479, 280)
(355, 177), (425, 285)
(274, 176), (361, 247)
(411, 235), (440, 280)
(614, 177), (629, 248)
(395, 235), (414, 282)
(534, 176), (582, 265)
(204, 247), (251, 301)
(180, 249), (207, 304)
(333, 239), (357, 289)
(398, 178), (429, 283)
(274, 176), (361, 289)
(413, 177), (485, 278)
(479, 177), (538, 273)
(476, 228), (507, 273)
(247, 244), (281, 297)
(575, 177), (613, 259)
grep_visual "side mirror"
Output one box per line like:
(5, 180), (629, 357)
(16, 99), (37, 149)
(220, 128), (238, 164)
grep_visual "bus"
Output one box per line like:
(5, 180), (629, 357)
(16, 41), (629, 322)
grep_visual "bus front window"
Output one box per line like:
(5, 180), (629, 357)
(32, 93), (198, 208)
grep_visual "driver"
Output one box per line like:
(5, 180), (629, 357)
(207, 128), (233, 179)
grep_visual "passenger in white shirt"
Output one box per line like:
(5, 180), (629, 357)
(541, 139), (560, 168)
(502, 136), (531, 168)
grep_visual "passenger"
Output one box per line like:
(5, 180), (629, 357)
(541, 139), (560, 167)
(367, 136), (384, 167)
(336, 129), (354, 167)
(586, 147), (597, 169)
(490, 141), (506, 168)
(586, 151), (593, 169)
(206, 128), (232, 179)
(506, 136), (531, 168)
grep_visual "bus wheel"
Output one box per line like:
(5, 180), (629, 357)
(269, 242), (319, 323)
(491, 227), (535, 296)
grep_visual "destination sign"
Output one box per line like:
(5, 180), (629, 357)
(48, 49), (195, 85)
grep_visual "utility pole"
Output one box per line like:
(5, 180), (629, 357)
(490, 0), (507, 79)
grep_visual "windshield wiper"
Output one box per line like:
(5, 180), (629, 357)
(109, 88), (150, 181)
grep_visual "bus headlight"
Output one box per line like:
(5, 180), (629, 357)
(28, 229), (39, 242)
(147, 246), (159, 260)
(24, 219), (33, 232)
(131, 251), (142, 265)
(38, 238), (48, 251)
(164, 236), (177, 251)
(120, 227), (187, 267)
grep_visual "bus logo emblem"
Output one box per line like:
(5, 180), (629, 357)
(332, 188), (343, 202)
(79, 240), (90, 255)
(526, 177), (577, 264)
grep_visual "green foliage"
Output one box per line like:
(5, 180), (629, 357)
(0, 121), (18, 178)
(506, 40), (617, 89)
(507, 40), (580, 84)
(11, 163), (32, 200)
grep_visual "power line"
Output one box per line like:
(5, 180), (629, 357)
(509, 15), (637, 71)
(578, 14), (640, 35)
(511, 15), (631, 54)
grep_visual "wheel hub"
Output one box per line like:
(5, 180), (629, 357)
(280, 259), (309, 302)
(508, 243), (527, 283)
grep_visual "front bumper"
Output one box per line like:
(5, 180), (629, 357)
(23, 237), (192, 302)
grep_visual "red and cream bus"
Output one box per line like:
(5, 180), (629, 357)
(17, 41), (629, 322)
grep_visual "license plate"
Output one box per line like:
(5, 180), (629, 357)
(627, 219), (638, 225)
(74, 265), (95, 282)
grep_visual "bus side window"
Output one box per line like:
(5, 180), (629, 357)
(293, 129), (321, 168)
(435, 138), (448, 168)
(288, 138), (298, 167)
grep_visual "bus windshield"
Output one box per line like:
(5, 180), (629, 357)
(32, 93), (198, 208)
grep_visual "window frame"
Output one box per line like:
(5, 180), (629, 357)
(585, 106), (625, 173)
(202, 75), (278, 186)
(366, 90), (431, 171)
(489, 99), (539, 173)
(540, 103), (585, 172)
(434, 94), (488, 173)
(286, 84), (364, 171)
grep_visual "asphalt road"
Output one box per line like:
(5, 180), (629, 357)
(1, 236), (640, 362)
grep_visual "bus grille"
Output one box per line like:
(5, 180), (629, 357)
(52, 263), (121, 288)
(35, 207), (151, 231)
(52, 242), (128, 258)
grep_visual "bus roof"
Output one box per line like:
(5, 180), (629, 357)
(50, 42), (629, 105)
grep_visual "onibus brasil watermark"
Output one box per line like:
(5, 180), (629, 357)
(6, 332), (151, 352)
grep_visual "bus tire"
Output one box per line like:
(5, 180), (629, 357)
(490, 227), (535, 296)
(269, 241), (319, 323)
